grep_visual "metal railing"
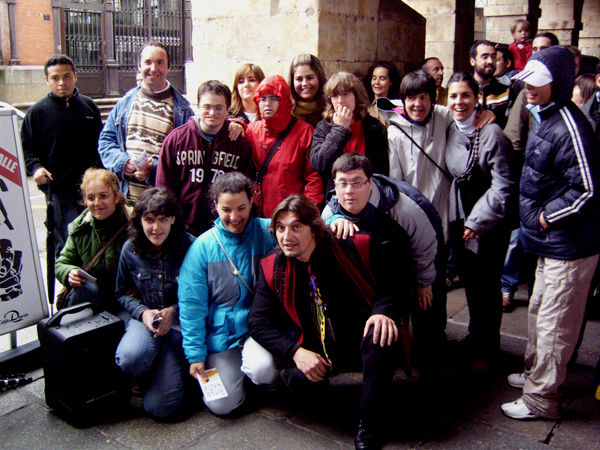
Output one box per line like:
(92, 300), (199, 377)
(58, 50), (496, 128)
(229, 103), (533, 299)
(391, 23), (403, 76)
(64, 10), (103, 73)
(114, 0), (183, 72)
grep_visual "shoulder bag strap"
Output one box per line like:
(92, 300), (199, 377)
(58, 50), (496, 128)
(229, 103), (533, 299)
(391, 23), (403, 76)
(255, 117), (297, 185)
(85, 223), (128, 273)
(390, 121), (453, 181)
(331, 238), (376, 305)
(212, 228), (254, 295)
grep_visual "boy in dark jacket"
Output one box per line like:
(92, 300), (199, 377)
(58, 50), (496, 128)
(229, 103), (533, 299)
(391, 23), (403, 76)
(501, 46), (600, 421)
(22, 54), (103, 259)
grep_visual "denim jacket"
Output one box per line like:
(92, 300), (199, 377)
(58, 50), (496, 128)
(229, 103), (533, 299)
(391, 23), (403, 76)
(98, 86), (195, 195)
(116, 233), (195, 321)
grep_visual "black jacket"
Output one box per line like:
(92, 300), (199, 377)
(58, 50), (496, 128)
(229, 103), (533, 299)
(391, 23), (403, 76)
(249, 235), (397, 367)
(21, 89), (103, 193)
(481, 78), (511, 129)
(581, 92), (600, 142)
(519, 46), (600, 260)
(309, 114), (389, 192)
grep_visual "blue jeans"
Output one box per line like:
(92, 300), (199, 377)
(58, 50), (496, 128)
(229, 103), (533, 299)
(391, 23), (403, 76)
(115, 319), (190, 419)
(501, 229), (522, 294)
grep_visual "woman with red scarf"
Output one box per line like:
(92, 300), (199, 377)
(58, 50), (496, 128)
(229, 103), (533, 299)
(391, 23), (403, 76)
(309, 72), (389, 193)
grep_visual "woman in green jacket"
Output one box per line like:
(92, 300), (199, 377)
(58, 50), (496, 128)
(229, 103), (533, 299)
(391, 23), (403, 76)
(55, 168), (129, 312)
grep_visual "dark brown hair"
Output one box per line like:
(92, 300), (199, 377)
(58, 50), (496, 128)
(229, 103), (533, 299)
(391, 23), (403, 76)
(130, 187), (185, 253)
(270, 194), (331, 247)
(331, 152), (374, 180)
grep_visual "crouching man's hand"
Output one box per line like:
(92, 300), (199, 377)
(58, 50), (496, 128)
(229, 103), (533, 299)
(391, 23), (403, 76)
(364, 314), (398, 347)
(292, 347), (331, 382)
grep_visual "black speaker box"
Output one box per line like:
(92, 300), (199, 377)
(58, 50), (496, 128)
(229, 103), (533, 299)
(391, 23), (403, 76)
(37, 302), (129, 425)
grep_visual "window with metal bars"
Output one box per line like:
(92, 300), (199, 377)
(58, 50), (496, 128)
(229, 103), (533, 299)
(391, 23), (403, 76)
(64, 9), (103, 73)
(114, 0), (183, 72)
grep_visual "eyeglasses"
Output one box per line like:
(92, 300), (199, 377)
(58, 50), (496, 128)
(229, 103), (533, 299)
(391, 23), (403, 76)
(258, 96), (281, 104)
(201, 104), (226, 113)
(329, 91), (352, 100)
(334, 180), (369, 190)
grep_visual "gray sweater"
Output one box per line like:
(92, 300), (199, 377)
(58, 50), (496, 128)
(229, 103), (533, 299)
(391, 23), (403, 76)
(446, 123), (519, 240)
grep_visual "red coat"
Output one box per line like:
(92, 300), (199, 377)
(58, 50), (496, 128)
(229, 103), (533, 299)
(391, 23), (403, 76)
(509, 41), (532, 72)
(246, 76), (324, 218)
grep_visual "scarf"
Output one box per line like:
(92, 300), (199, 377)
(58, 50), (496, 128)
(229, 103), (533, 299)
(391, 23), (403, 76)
(343, 121), (366, 154)
(455, 109), (477, 135)
(294, 99), (320, 116)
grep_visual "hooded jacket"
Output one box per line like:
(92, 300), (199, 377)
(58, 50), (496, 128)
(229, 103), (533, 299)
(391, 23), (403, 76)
(378, 99), (453, 242)
(55, 206), (129, 311)
(245, 76), (324, 217)
(322, 175), (443, 288)
(519, 46), (600, 259)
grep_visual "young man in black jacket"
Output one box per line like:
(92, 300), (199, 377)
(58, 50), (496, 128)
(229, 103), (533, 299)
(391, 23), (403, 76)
(21, 54), (103, 259)
(249, 194), (402, 450)
(501, 46), (600, 421)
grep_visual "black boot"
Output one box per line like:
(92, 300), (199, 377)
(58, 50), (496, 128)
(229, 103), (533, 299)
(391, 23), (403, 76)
(354, 420), (381, 450)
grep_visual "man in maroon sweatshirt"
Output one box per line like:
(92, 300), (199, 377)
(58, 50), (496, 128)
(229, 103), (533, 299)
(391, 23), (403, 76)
(157, 80), (254, 236)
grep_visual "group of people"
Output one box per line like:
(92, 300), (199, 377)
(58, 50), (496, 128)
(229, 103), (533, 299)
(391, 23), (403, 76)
(20, 32), (600, 450)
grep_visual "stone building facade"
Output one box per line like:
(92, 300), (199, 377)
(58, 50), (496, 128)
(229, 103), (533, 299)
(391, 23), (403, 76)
(186, 0), (425, 96)
(1, 0), (599, 104)
(484, 0), (600, 58)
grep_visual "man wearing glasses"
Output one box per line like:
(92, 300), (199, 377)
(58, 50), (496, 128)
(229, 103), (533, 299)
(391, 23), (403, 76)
(322, 153), (447, 382)
(156, 81), (254, 236)
(245, 75), (323, 218)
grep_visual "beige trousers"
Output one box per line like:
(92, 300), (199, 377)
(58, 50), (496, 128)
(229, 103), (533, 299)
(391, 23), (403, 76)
(523, 254), (599, 418)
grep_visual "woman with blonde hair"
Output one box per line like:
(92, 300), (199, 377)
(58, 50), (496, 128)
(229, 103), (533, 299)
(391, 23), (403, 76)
(288, 54), (327, 127)
(55, 168), (129, 312)
(228, 63), (266, 123)
(310, 71), (389, 191)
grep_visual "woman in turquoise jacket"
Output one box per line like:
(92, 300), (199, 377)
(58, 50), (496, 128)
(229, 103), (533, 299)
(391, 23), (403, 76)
(178, 172), (278, 415)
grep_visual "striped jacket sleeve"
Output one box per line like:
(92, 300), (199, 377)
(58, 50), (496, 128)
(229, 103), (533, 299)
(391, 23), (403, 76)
(544, 107), (596, 224)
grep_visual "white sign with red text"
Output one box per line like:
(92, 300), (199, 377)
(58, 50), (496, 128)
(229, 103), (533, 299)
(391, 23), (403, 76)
(0, 109), (48, 335)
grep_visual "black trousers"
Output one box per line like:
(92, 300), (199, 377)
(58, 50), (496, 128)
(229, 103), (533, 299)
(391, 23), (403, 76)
(450, 222), (511, 360)
(410, 242), (449, 372)
(282, 329), (398, 425)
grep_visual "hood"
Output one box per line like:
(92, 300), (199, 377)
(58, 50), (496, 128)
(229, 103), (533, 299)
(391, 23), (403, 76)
(254, 75), (293, 134)
(527, 46), (575, 106)
(376, 98), (404, 124)
(376, 97), (433, 127)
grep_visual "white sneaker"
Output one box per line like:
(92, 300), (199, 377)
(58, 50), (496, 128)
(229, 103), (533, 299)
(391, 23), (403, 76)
(508, 373), (526, 389)
(501, 398), (537, 420)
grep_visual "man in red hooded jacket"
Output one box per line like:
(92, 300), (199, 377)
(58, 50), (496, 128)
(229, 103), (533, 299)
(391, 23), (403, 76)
(245, 75), (324, 218)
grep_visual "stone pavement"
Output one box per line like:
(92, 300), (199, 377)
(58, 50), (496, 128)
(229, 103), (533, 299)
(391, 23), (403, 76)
(1, 283), (599, 450)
